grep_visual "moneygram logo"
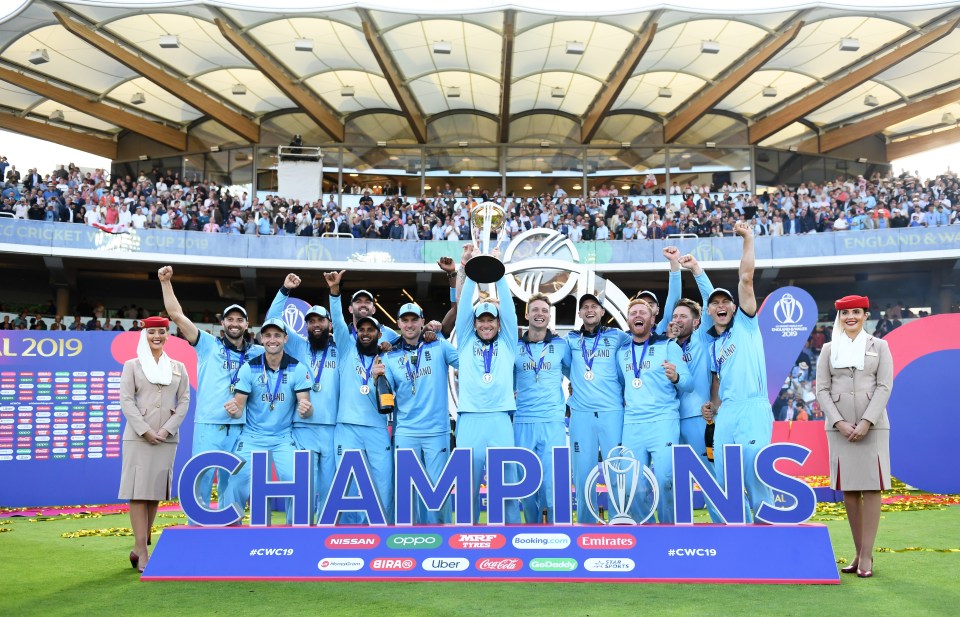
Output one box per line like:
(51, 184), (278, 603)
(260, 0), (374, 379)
(325, 534), (380, 549)
(475, 558), (523, 571)
(584, 558), (636, 572)
(449, 533), (507, 549)
(512, 533), (571, 550)
(529, 558), (578, 572)
(317, 558), (364, 571)
(577, 534), (636, 549)
(422, 558), (470, 572)
(370, 558), (417, 571)
(387, 533), (442, 549)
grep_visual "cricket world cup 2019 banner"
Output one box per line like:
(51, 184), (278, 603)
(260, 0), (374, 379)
(758, 286), (819, 404)
(0, 332), (197, 506)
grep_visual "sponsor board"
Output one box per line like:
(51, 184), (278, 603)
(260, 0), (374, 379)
(422, 558), (470, 572)
(325, 535), (380, 549)
(318, 558), (364, 571)
(449, 533), (506, 549)
(370, 558), (416, 571)
(476, 558), (523, 572)
(512, 533), (571, 550)
(528, 557), (578, 572)
(387, 533), (442, 549)
(585, 558), (636, 572)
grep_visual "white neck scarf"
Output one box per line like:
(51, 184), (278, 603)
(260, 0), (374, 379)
(830, 314), (867, 370)
(137, 329), (172, 385)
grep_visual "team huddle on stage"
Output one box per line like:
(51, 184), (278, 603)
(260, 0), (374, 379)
(159, 221), (773, 525)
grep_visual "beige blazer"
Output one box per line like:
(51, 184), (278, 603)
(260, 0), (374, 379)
(815, 335), (892, 431)
(119, 358), (190, 442)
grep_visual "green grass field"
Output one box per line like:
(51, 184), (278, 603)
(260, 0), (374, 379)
(2, 506), (958, 617)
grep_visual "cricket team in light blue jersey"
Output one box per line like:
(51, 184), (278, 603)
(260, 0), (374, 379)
(158, 221), (772, 525)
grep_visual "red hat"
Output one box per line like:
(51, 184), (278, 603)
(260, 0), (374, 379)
(142, 316), (170, 328)
(834, 295), (869, 310)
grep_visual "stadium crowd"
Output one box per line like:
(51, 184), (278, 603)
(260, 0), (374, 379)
(3, 155), (960, 240)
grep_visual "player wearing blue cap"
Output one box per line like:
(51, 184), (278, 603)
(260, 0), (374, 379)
(565, 293), (630, 524)
(345, 288), (399, 343)
(456, 245), (521, 523)
(702, 221), (774, 523)
(324, 270), (394, 523)
(381, 302), (459, 523)
(221, 319), (312, 516)
(617, 298), (691, 523)
(513, 292), (570, 523)
(266, 273), (339, 522)
(158, 265), (264, 522)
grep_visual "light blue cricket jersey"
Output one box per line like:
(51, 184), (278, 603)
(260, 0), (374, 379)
(383, 337), (458, 436)
(266, 288), (339, 425)
(513, 332), (570, 422)
(617, 333), (691, 423)
(668, 270), (717, 420)
(190, 330), (264, 424)
(708, 309), (768, 404)
(565, 326), (630, 413)
(456, 276), (518, 413)
(234, 353), (311, 437)
(330, 293), (386, 428)
(654, 270), (682, 336)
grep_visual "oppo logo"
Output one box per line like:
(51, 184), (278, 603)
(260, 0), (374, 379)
(449, 533), (507, 549)
(475, 558), (523, 571)
(386, 533), (442, 549)
(324, 535), (380, 549)
(370, 558), (416, 571)
(422, 558), (470, 572)
(317, 558), (364, 571)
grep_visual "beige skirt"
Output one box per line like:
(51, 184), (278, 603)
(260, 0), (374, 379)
(118, 440), (178, 501)
(827, 428), (891, 491)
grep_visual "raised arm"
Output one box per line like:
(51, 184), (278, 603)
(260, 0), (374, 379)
(266, 273), (301, 322)
(157, 266), (199, 344)
(733, 221), (757, 316)
(437, 256), (458, 338)
(324, 270), (351, 352)
(680, 253), (716, 331)
(456, 245), (477, 340)
(656, 246), (681, 335)
(495, 274), (518, 343)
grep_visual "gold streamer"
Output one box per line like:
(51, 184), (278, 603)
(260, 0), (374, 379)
(61, 524), (172, 539)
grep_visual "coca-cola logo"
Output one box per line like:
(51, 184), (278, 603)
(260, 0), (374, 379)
(475, 558), (523, 571)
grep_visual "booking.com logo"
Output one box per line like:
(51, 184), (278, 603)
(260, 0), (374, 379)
(511, 533), (571, 549)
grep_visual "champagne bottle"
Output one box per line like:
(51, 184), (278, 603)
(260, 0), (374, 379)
(375, 374), (395, 415)
(704, 419), (715, 462)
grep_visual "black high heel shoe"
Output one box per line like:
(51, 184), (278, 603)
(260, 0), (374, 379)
(129, 552), (139, 569)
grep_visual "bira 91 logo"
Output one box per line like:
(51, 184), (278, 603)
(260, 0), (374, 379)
(324, 534), (380, 549)
(584, 558), (636, 572)
(422, 558), (470, 572)
(475, 558), (523, 572)
(449, 533), (507, 549)
(577, 534), (636, 549)
(386, 533), (442, 549)
(370, 558), (416, 571)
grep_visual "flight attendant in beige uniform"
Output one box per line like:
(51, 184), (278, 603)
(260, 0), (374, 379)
(816, 295), (892, 579)
(118, 316), (190, 573)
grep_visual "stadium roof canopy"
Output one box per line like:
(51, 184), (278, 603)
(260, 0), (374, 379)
(2, 0), (960, 160)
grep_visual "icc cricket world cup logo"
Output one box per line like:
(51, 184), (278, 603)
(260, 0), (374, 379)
(584, 447), (659, 525)
(773, 293), (802, 325)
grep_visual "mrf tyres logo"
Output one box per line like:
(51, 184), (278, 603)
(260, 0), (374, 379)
(449, 533), (507, 549)
(386, 533), (442, 549)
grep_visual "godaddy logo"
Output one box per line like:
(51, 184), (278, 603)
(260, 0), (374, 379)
(386, 533), (442, 549)
(529, 558), (578, 572)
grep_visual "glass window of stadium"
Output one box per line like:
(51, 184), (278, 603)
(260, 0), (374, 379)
(423, 146), (499, 199)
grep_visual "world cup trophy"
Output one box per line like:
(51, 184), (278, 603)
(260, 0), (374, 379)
(464, 201), (507, 283)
